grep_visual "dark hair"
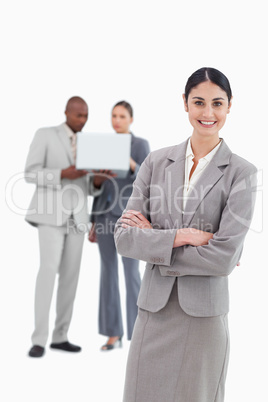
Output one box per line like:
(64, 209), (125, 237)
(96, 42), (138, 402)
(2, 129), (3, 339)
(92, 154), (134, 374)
(112, 100), (133, 118)
(184, 67), (232, 104)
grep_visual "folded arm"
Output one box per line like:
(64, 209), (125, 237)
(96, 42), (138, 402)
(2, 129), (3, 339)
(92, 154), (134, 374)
(114, 155), (178, 265)
(115, 155), (257, 277)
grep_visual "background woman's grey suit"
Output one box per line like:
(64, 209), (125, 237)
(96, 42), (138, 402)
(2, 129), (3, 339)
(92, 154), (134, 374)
(92, 133), (150, 340)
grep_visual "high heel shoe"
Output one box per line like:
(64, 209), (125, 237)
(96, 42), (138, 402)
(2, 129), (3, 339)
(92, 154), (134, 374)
(100, 336), (122, 351)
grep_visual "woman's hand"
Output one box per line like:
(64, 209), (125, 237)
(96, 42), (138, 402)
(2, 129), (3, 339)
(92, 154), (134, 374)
(88, 223), (97, 243)
(120, 210), (153, 229)
(93, 169), (117, 188)
(129, 157), (137, 173)
(173, 228), (214, 248)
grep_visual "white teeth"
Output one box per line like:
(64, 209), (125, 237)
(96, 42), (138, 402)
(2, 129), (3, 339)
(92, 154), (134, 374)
(200, 121), (215, 125)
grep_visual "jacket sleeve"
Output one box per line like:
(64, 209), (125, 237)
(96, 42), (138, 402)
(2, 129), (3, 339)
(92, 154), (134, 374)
(88, 174), (104, 197)
(130, 138), (150, 180)
(24, 129), (62, 187)
(114, 153), (178, 265)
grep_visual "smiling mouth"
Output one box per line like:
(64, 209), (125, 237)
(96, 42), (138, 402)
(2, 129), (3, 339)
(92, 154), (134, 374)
(198, 120), (216, 126)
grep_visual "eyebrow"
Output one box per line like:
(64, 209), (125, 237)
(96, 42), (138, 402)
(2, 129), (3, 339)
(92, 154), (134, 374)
(192, 96), (226, 101)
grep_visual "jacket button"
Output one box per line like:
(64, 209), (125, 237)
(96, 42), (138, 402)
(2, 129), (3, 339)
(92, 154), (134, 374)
(166, 270), (180, 276)
(151, 257), (163, 263)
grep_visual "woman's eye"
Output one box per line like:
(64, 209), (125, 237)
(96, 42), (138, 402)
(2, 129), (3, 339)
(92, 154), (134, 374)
(195, 101), (203, 106)
(213, 102), (222, 107)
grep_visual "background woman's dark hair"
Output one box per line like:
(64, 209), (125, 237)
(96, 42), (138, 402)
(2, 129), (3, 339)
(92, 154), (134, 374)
(184, 67), (232, 104)
(112, 100), (133, 118)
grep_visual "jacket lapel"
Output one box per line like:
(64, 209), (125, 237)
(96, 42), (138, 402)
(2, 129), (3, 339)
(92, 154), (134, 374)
(56, 123), (74, 165)
(183, 140), (232, 227)
(164, 140), (188, 228)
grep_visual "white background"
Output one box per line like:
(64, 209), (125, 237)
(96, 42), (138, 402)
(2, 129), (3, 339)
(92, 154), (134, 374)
(1, 0), (267, 401)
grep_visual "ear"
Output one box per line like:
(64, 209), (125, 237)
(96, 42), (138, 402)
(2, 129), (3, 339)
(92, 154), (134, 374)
(182, 94), (188, 112)
(227, 96), (233, 114)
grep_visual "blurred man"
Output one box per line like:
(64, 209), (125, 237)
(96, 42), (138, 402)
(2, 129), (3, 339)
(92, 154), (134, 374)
(25, 97), (89, 357)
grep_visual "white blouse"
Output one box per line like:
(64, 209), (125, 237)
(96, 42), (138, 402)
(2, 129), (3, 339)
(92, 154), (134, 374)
(183, 139), (222, 211)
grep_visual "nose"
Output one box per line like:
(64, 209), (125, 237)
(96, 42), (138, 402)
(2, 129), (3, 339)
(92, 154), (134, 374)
(80, 115), (87, 123)
(202, 105), (214, 119)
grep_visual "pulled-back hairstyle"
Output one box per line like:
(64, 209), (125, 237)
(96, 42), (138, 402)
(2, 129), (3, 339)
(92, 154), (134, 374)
(112, 100), (133, 118)
(184, 67), (232, 104)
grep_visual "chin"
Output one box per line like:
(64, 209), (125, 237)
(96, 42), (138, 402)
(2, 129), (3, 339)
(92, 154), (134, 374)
(195, 126), (218, 135)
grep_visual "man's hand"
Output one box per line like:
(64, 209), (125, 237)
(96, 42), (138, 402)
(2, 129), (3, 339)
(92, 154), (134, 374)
(93, 170), (117, 188)
(61, 165), (88, 180)
(120, 210), (153, 229)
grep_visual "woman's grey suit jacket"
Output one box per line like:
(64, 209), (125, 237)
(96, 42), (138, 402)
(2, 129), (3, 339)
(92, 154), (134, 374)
(115, 139), (257, 317)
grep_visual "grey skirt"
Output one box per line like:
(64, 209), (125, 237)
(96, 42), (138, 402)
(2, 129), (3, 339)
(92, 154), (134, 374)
(123, 283), (229, 402)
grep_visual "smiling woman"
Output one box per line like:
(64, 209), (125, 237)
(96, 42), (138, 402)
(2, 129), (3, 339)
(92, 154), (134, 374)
(114, 67), (257, 402)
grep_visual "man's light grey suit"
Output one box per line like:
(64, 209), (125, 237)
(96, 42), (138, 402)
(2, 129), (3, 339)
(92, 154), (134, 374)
(25, 123), (93, 347)
(25, 123), (90, 228)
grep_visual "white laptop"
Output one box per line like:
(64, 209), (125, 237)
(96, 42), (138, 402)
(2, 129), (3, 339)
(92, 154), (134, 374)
(76, 132), (131, 178)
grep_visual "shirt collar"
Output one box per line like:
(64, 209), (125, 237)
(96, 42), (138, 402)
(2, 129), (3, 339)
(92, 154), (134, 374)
(63, 123), (75, 139)
(186, 138), (222, 162)
(186, 138), (194, 158)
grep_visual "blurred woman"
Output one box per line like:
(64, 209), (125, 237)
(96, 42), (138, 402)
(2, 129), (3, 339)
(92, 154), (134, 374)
(89, 101), (150, 350)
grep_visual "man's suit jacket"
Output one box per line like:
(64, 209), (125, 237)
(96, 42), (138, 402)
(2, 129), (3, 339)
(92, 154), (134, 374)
(115, 139), (257, 317)
(25, 123), (91, 227)
(91, 133), (150, 220)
